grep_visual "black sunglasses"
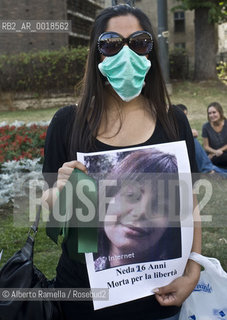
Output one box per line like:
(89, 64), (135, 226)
(98, 31), (153, 57)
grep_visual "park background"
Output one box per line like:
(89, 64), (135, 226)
(0, 0), (226, 277)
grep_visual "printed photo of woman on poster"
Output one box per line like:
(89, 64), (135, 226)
(90, 148), (182, 271)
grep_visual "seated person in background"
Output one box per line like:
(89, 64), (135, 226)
(202, 102), (227, 169)
(176, 104), (227, 176)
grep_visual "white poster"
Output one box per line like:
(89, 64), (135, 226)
(77, 141), (194, 310)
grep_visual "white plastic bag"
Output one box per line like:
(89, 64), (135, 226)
(179, 252), (227, 320)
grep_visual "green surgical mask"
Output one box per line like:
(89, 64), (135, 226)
(98, 46), (151, 102)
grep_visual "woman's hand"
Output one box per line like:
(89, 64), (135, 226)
(153, 259), (200, 307)
(215, 149), (223, 157)
(191, 128), (198, 138)
(153, 274), (198, 306)
(42, 160), (87, 209)
(56, 160), (87, 191)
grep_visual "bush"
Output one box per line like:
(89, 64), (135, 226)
(0, 124), (47, 163)
(217, 61), (227, 80)
(169, 48), (189, 80)
(0, 46), (88, 94)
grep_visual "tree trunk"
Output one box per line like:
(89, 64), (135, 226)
(194, 7), (218, 80)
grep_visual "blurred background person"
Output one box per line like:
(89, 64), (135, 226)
(176, 104), (227, 176)
(202, 102), (227, 169)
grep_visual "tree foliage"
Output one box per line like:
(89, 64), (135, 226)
(174, 0), (227, 23)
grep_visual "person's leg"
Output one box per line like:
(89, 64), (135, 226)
(193, 139), (227, 176)
(212, 165), (227, 175)
(211, 152), (227, 168)
(194, 138), (213, 172)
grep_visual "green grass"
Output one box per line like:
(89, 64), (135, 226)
(0, 80), (227, 277)
(197, 176), (227, 270)
(0, 107), (59, 124)
(171, 80), (227, 140)
(0, 204), (62, 279)
(1, 80), (227, 129)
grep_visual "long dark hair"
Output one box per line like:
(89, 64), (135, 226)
(69, 4), (178, 158)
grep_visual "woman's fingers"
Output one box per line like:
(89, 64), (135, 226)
(153, 282), (178, 306)
(58, 166), (74, 178)
(62, 160), (88, 173)
(215, 150), (223, 157)
(58, 160), (87, 176)
(155, 292), (177, 306)
(57, 160), (88, 190)
(153, 274), (196, 307)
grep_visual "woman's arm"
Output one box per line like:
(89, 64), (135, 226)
(202, 137), (225, 157)
(154, 195), (201, 307)
(203, 137), (216, 154)
(219, 144), (227, 152)
(203, 137), (227, 157)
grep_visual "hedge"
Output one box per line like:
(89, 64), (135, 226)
(0, 46), (88, 94)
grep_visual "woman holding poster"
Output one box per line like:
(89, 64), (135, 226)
(42, 2), (201, 320)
